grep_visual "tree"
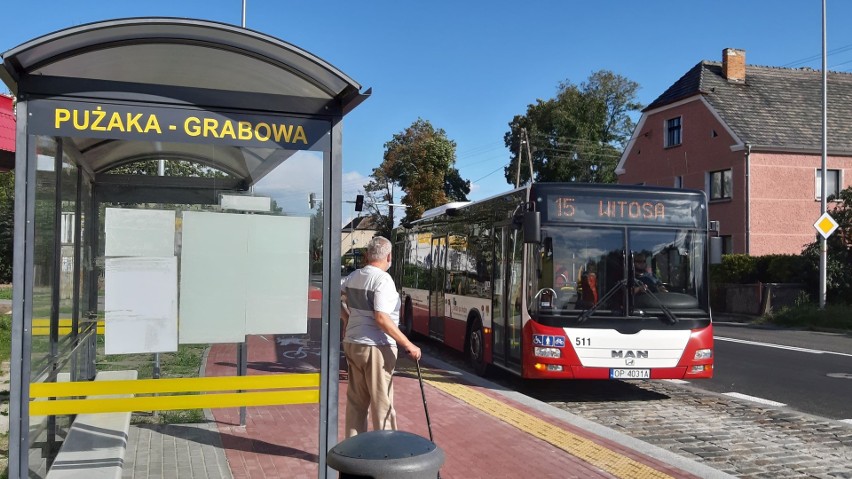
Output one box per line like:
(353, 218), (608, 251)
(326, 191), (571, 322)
(108, 159), (228, 178)
(504, 70), (643, 185)
(0, 171), (13, 283)
(309, 202), (324, 274)
(801, 186), (852, 304)
(377, 119), (470, 223)
(363, 165), (397, 239)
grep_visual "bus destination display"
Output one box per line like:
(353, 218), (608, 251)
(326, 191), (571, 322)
(543, 194), (703, 227)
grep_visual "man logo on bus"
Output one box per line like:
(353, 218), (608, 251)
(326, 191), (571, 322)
(611, 350), (649, 359)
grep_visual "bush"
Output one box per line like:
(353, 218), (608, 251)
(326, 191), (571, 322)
(711, 254), (809, 285)
(711, 254), (757, 284)
(798, 186), (852, 304)
(765, 301), (852, 331)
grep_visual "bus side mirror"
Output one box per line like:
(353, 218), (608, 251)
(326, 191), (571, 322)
(710, 236), (722, 264)
(523, 211), (540, 243)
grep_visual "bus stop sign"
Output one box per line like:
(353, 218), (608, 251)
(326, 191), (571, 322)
(814, 212), (839, 239)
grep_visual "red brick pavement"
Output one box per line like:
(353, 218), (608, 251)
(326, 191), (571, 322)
(203, 335), (702, 479)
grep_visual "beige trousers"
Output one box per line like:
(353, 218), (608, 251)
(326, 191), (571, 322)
(343, 342), (398, 438)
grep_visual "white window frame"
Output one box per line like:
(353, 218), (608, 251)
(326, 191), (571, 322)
(815, 168), (841, 200)
(665, 116), (682, 148)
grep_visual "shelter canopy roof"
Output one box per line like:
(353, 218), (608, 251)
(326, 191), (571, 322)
(0, 18), (369, 181)
(1, 17), (364, 107)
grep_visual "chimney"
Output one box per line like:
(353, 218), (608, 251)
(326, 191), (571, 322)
(722, 48), (746, 82)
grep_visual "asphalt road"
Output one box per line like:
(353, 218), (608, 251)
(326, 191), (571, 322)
(696, 322), (852, 420)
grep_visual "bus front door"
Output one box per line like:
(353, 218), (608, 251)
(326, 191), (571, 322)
(493, 225), (523, 372)
(429, 236), (447, 341)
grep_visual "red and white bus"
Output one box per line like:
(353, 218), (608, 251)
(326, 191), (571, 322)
(393, 183), (714, 380)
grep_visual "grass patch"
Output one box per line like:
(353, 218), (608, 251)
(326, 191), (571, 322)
(97, 343), (209, 424)
(763, 302), (852, 331)
(0, 432), (7, 479)
(0, 285), (10, 301)
(0, 316), (10, 364)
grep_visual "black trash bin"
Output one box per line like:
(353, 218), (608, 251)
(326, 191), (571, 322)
(327, 430), (445, 479)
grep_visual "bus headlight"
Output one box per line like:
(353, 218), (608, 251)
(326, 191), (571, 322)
(534, 347), (561, 358)
(693, 349), (712, 360)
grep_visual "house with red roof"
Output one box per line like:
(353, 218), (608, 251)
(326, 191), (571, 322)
(617, 49), (852, 256)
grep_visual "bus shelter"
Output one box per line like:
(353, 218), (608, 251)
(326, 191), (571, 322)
(1, 18), (367, 478)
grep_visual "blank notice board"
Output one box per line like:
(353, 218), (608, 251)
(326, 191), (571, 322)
(179, 211), (310, 344)
(103, 208), (178, 355)
(104, 257), (179, 354)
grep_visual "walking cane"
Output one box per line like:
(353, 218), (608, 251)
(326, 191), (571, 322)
(415, 359), (434, 442)
(415, 359), (441, 479)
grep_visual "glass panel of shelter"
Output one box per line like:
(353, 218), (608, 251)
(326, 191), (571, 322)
(25, 128), (328, 477)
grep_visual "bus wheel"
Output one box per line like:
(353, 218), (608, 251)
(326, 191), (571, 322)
(401, 300), (414, 338)
(469, 320), (489, 376)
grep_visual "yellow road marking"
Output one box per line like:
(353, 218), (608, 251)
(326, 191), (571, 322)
(413, 367), (674, 479)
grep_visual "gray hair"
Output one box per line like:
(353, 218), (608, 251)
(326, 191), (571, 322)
(366, 236), (392, 261)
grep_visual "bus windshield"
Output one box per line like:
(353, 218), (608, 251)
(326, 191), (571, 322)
(533, 226), (706, 319)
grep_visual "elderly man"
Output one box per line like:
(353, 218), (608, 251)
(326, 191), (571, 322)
(340, 236), (422, 438)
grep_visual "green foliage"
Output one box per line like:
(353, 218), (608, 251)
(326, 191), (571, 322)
(0, 314), (10, 363)
(364, 166), (396, 238)
(765, 302), (852, 331)
(0, 286), (10, 301)
(108, 159), (229, 178)
(710, 254), (808, 284)
(159, 408), (206, 424)
(379, 118), (470, 223)
(711, 254), (757, 284)
(0, 172), (13, 284)
(800, 186), (852, 304)
(504, 70), (643, 185)
(762, 255), (809, 283)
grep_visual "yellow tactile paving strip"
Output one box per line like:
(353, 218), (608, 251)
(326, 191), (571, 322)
(406, 366), (675, 479)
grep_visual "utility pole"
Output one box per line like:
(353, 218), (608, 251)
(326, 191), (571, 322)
(515, 126), (534, 187)
(524, 128), (534, 183)
(820, 0), (828, 309)
(515, 126), (523, 188)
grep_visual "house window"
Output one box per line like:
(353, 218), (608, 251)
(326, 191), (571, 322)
(665, 117), (682, 147)
(674, 176), (683, 188)
(709, 169), (732, 200)
(815, 169), (841, 200)
(721, 235), (733, 255)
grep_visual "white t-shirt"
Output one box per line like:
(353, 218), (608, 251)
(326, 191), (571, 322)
(342, 265), (401, 346)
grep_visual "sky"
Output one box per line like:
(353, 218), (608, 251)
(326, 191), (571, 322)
(3, 1), (852, 221)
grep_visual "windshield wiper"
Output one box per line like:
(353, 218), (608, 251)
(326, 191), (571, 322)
(633, 279), (678, 325)
(577, 279), (626, 323)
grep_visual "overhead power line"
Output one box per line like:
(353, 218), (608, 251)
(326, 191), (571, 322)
(781, 42), (852, 68)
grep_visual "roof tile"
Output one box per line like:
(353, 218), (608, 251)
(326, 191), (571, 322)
(645, 61), (852, 150)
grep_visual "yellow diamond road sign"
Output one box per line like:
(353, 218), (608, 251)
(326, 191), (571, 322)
(814, 212), (839, 239)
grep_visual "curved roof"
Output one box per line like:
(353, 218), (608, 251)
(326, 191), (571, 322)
(1, 18), (369, 181)
(1, 17), (365, 109)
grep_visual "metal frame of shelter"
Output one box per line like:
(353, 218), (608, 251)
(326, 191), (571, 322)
(1, 17), (368, 478)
